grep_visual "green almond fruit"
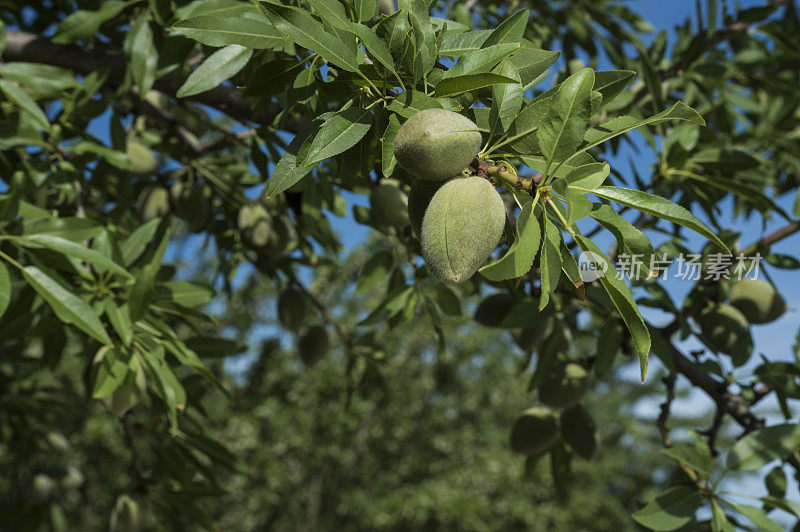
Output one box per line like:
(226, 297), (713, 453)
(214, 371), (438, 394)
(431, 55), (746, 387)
(370, 179), (410, 228)
(264, 216), (292, 260)
(299, 325), (329, 367)
(697, 303), (753, 366)
(393, 109), (482, 180)
(510, 407), (559, 456)
(60, 466), (84, 490)
(474, 292), (515, 327)
(137, 185), (170, 223)
(126, 139), (158, 175)
(420, 176), (506, 283)
(278, 288), (307, 332)
(539, 362), (590, 409)
(170, 181), (210, 232)
(238, 204), (273, 250)
(408, 178), (446, 237)
(30, 474), (57, 503)
(110, 494), (145, 532)
(729, 279), (787, 324)
(560, 404), (598, 460)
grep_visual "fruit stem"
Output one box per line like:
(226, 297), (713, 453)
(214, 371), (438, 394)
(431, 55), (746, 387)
(471, 158), (538, 195)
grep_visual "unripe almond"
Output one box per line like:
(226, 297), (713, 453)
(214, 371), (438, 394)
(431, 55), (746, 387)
(278, 288), (307, 332)
(238, 204), (272, 250)
(697, 303), (753, 365)
(393, 109), (482, 180)
(510, 407), (559, 456)
(420, 176), (506, 283)
(370, 179), (410, 228)
(729, 279), (787, 325)
(539, 362), (590, 409)
(560, 404), (598, 460)
(474, 292), (515, 327)
(299, 325), (329, 366)
(170, 181), (210, 232)
(126, 139), (158, 175)
(137, 185), (170, 222)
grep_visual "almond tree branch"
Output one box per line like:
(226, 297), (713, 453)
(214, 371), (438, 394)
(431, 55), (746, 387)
(2, 30), (308, 134)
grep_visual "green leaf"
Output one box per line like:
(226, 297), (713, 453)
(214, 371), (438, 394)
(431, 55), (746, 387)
(443, 43), (520, 79)
(52, 1), (129, 44)
(356, 249), (394, 295)
(593, 70), (636, 107)
(185, 336), (247, 358)
(155, 281), (214, 308)
(263, 3), (359, 72)
(0, 63), (78, 100)
(710, 500), (733, 532)
(122, 219), (160, 267)
(306, 0), (350, 29)
(504, 90), (554, 154)
(661, 445), (712, 478)
(439, 29), (492, 56)
(565, 162), (610, 190)
(141, 345), (185, 429)
(573, 234), (650, 380)
(302, 107), (372, 165)
(266, 119), (321, 197)
(350, 23), (396, 72)
(732, 504), (783, 532)
(481, 9), (528, 48)
(354, 0), (378, 22)
(92, 346), (130, 399)
(24, 216), (103, 242)
(17, 234), (132, 279)
(538, 213), (562, 310)
(489, 61), (523, 134)
(433, 72), (518, 97)
(588, 203), (656, 273)
(508, 47), (560, 90)
(0, 80), (49, 131)
(381, 114), (401, 177)
(104, 300), (133, 347)
(594, 320), (622, 378)
(576, 185), (730, 254)
(173, 13), (286, 49)
(631, 486), (703, 531)
(575, 102), (705, 164)
(177, 44), (253, 98)
(480, 200), (541, 281)
(386, 90), (440, 117)
(128, 13), (158, 94)
(760, 496), (800, 519)
(538, 68), (595, 167)
(20, 266), (111, 344)
(0, 261), (10, 319)
(726, 423), (800, 471)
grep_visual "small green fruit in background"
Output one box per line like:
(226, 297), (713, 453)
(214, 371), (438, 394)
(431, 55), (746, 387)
(46, 431), (70, 453)
(137, 185), (170, 222)
(110, 494), (145, 532)
(539, 362), (590, 409)
(278, 288), (307, 332)
(126, 138), (158, 175)
(474, 292), (515, 327)
(299, 325), (329, 366)
(408, 178), (446, 237)
(729, 279), (787, 324)
(170, 181), (210, 232)
(420, 176), (506, 283)
(393, 109), (482, 180)
(60, 466), (85, 490)
(378, 0), (395, 15)
(102, 361), (147, 418)
(510, 407), (559, 456)
(238, 204), (273, 250)
(697, 303), (753, 365)
(370, 179), (410, 228)
(264, 216), (292, 260)
(30, 474), (57, 503)
(512, 319), (559, 352)
(560, 404), (598, 460)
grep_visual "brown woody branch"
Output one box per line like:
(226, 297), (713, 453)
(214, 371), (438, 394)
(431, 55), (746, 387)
(2, 30), (307, 134)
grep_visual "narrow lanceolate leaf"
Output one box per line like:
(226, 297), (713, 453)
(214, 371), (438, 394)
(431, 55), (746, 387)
(593, 70), (636, 107)
(354, 0), (378, 22)
(21, 266), (111, 344)
(263, 3), (358, 72)
(509, 47), (560, 90)
(481, 9), (529, 48)
(104, 299), (133, 347)
(0, 261), (10, 318)
(266, 120), (322, 197)
(732, 504), (783, 532)
(173, 13), (286, 49)
(381, 114), (401, 177)
(443, 43), (520, 79)
(92, 346), (130, 398)
(538, 68), (595, 167)
(0, 79), (49, 131)
(349, 23), (395, 72)
(565, 162), (610, 190)
(480, 200), (541, 281)
(356, 249), (394, 295)
(573, 234), (650, 380)
(439, 29), (492, 56)
(575, 185), (730, 254)
(538, 213), (562, 310)
(52, 1), (129, 44)
(306, 0), (350, 29)
(433, 72), (518, 97)
(177, 45), (252, 98)
(726, 423), (800, 471)
(572, 102), (705, 164)
(489, 61), (523, 135)
(589, 204), (656, 273)
(302, 107), (372, 165)
(129, 14), (158, 95)
(16, 234), (133, 279)
(631, 487), (703, 532)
